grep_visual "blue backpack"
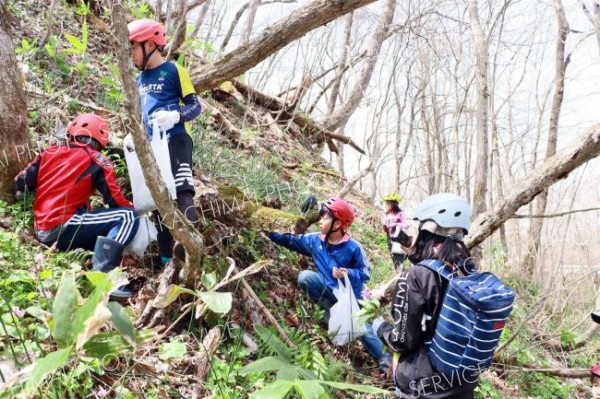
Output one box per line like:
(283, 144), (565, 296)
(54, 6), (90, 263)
(420, 259), (515, 379)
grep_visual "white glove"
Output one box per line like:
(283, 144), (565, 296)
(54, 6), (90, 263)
(152, 110), (180, 132)
(372, 316), (386, 334)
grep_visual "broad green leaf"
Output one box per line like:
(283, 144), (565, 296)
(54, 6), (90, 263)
(85, 271), (109, 287)
(296, 367), (319, 381)
(198, 291), (232, 314)
(237, 356), (290, 376)
(294, 380), (327, 399)
(23, 347), (72, 394)
(153, 284), (196, 309)
(320, 380), (390, 395)
(201, 271), (217, 289)
(276, 365), (298, 381)
(248, 380), (294, 399)
(83, 329), (156, 359)
(64, 33), (84, 53)
(158, 340), (187, 361)
(81, 20), (88, 48)
(107, 302), (136, 347)
(254, 324), (290, 360)
(52, 272), (79, 347)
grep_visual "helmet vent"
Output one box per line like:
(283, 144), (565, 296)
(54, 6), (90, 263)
(81, 123), (88, 128)
(454, 211), (462, 217)
(438, 209), (446, 214)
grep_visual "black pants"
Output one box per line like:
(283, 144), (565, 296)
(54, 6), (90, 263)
(387, 238), (406, 270)
(154, 134), (199, 258)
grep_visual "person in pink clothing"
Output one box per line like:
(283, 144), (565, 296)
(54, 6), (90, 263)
(382, 193), (408, 270)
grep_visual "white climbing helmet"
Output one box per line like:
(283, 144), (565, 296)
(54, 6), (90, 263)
(414, 193), (471, 236)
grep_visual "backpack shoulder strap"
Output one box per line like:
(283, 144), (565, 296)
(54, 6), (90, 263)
(418, 259), (456, 280)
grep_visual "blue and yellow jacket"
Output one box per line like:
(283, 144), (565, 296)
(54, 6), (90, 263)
(137, 61), (200, 139)
(268, 232), (371, 300)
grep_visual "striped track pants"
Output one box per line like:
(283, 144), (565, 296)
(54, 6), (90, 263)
(56, 207), (139, 251)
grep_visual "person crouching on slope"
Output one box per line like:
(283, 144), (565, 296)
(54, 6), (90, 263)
(15, 114), (139, 299)
(373, 193), (479, 398)
(267, 196), (392, 374)
(128, 19), (207, 266)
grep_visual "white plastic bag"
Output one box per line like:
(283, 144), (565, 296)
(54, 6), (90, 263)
(328, 274), (367, 346)
(124, 121), (177, 213)
(124, 215), (158, 256)
(390, 242), (404, 255)
(390, 226), (405, 254)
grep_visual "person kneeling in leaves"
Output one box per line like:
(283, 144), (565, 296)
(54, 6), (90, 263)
(15, 114), (139, 300)
(267, 196), (392, 374)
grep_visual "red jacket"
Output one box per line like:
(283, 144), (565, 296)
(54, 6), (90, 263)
(15, 143), (132, 231)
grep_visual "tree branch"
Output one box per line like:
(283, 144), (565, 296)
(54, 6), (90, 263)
(191, 0), (378, 92)
(512, 207), (600, 219)
(466, 123), (600, 249)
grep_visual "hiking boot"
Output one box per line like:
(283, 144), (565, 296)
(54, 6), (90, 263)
(109, 286), (134, 301)
(92, 237), (134, 300)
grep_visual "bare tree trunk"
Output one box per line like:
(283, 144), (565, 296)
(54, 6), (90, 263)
(191, 0), (211, 39)
(580, 0), (600, 61)
(327, 13), (353, 115)
(191, 0), (378, 92)
(329, 13), (353, 176)
(420, 76), (435, 194)
(110, 1), (204, 288)
(522, 0), (569, 278)
(468, 0), (490, 219)
(0, 3), (29, 202)
(338, 160), (373, 198)
(39, 0), (59, 47)
(465, 123), (600, 249)
(320, 0), (395, 132)
(240, 0), (261, 46)
(166, 0), (190, 58)
(392, 70), (410, 194)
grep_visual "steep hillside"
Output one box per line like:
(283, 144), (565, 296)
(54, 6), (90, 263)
(0, 1), (597, 399)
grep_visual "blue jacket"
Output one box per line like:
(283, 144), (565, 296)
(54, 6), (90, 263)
(268, 232), (370, 299)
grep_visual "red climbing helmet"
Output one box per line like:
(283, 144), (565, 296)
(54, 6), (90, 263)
(67, 114), (109, 149)
(320, 197), (355, 229)
(128, 19), (167, 46)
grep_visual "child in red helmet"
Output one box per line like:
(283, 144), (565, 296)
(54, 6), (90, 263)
(267, 196), (392, 374)
(15, 114), (139, 299)
(127, 19), (205, 265)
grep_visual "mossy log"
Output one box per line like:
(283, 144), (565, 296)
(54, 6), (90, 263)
(195, 182), (309, 234)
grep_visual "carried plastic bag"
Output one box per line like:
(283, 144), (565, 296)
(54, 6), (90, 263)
(328, 274), (367, 346)
(124, 215), (158, 256)
(123, 121), (177, 213)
